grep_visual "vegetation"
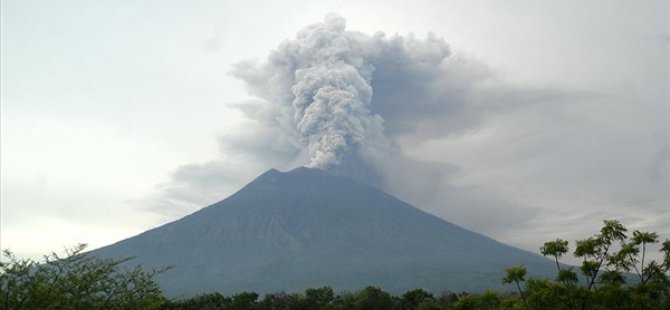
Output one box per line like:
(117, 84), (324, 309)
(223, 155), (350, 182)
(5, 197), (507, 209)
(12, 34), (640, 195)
(1, 220), (668, 309)
(0, 243), (170, 309)
(501, 219), (670, 309)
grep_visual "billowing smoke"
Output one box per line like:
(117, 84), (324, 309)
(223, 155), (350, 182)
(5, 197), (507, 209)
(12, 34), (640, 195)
(142, 13), (668, 263)
(232, 14), (450, 170)
(152, 13), (548, 222)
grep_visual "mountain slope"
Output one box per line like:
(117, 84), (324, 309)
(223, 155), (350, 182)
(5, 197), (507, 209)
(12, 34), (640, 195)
(91, 167), (556, 297)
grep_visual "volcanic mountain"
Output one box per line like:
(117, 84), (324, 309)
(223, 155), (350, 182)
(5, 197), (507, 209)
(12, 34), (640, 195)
(91, 167), (556, 297)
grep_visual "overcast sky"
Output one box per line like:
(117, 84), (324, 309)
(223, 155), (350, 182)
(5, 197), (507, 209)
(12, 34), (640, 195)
(2, 0), (668, 263)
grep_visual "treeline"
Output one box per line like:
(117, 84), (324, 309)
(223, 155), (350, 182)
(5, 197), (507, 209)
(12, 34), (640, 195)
(163, 286), (497, 310)
(1, 220), (669, 309)
(162, 272), (670, 310)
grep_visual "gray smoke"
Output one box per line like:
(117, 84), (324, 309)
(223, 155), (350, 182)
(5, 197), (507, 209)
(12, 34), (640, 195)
(232, 14), (450, 170)
(151, 14), (568, 223)
(140, 12), (668, 263)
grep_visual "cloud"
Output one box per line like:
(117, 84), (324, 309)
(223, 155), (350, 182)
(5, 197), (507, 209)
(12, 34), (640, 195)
(140, 14), (669, 257)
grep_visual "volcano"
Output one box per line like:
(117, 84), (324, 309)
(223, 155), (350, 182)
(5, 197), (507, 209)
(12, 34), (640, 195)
(91, 167), (555, 297)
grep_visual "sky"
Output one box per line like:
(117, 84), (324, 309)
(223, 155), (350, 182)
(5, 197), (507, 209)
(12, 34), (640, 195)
(1, 0), (668, 264)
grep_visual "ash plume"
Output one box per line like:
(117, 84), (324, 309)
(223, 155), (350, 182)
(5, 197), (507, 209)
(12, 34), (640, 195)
(153, 14), (549, 222)
(140, 12), (668, 264)
(232, 14), (450, 170)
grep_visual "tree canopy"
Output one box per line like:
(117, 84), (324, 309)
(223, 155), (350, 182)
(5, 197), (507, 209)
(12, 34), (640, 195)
(0, 243), (169, 309)
(2, 219), (668, 309)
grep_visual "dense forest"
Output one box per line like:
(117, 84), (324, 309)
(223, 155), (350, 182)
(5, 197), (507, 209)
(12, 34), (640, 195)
(2, 220), (668, 309)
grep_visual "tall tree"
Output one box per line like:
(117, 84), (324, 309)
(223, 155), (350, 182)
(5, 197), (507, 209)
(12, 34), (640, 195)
(503, 266), (530, 310)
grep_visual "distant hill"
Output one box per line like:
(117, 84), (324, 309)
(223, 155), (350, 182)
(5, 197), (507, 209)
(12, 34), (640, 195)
(91, 167), (556, 297)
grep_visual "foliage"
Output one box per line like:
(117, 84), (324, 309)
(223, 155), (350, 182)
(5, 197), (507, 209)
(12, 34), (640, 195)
(230, 219), (668, 310)
(3, 219), (668, 309)
(503, 266), (529, 310)
(400, 288), (435, 310)
(351, 286), (393, 310)
(0, 243), (169, 309)
(304, 286), (335, 309)
(502, 219), (670, 309)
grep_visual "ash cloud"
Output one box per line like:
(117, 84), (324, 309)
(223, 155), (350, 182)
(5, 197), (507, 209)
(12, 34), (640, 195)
(145, 14), (577, 223)
(232, 14), (451, 170)
(218, 15), (550, 235)
(142, 14), (669, 253)
(230, 15), (565, 178)
(227, 15), (557, 194)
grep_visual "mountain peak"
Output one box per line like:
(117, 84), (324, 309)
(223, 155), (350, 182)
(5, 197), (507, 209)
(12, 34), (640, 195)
(265, 166), (327, 176)
(92, 167), (556, 297)
(252, 166), (334, 185)
(253, 168), (282, 181)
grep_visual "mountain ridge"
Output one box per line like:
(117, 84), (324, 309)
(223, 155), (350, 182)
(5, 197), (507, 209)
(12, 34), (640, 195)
(91, 166), (556, 297)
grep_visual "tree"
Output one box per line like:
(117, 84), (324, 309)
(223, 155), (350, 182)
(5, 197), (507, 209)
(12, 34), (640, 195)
(258, 291), (302, 310)
(165, 292), (231, 309)
(0, 244), (169, 309)
(229, 292), (260, 310)
(399, 288), (434, 310)
(353, 286), (393, 310)
(541, 239), (569, 272)
(512, 219), (670, 309)
(331, 291), (357, 310)
(503, 266), (530, 310)
(415, 301), (441, 310)
(573, 219), (628, 291)
(303, 286), (335, 309)
(621, 230), (660, 284)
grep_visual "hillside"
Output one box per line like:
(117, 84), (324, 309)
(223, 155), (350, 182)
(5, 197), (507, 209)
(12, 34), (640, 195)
(91, 167), (556, 297)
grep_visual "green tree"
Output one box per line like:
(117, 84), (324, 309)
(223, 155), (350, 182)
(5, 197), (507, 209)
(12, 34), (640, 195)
(166, 292), (231, 309)
(258, 291), (302, 310)
(0, 244), (169, 309)
(449, 291), (500, 310)
(540, 238), (578, 289)
(514, 219), (670, 309)
(616, 230), (660, 284)
(450, 293), (477, 310)
(399, 288), (434, 310)
(415, 300), (441, 310)
(229, 291), (260, 310)
(574, 219), (627, 291)
(353, 286), (393, 310)
(503, 266), (529, 310)
(540, 239), (569, 272)
(330, 291), (357, 310)
(303, 286), (335, 309)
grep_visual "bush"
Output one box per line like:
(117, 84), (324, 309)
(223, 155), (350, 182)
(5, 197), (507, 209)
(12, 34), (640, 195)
(0, 243), (169, 309)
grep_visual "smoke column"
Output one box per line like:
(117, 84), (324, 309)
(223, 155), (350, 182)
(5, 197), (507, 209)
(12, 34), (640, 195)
(233, 14), (450, 170)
